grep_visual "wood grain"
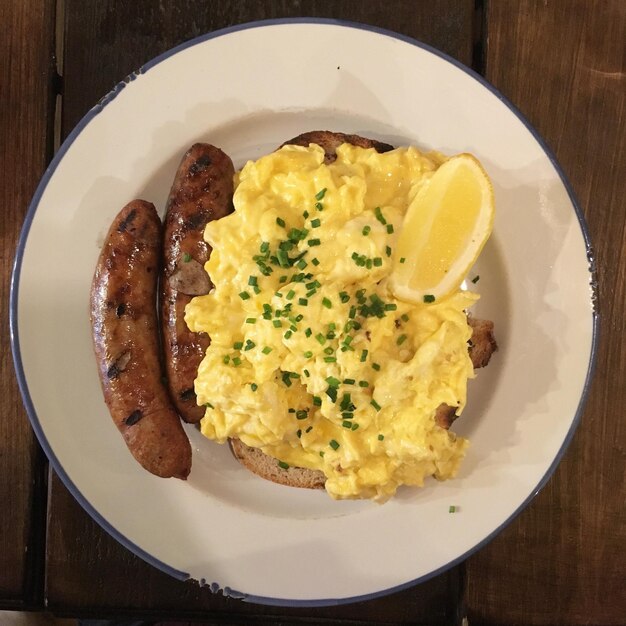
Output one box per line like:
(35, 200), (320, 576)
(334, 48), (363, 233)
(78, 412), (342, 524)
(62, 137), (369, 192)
(464, 1), (625, 624)
(0, 0), (55, 609)
(45, 1), (476, 621)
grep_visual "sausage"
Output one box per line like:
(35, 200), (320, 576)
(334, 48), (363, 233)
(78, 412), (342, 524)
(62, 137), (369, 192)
(91, 200), (192, 479)
(161, 144), (235, 423)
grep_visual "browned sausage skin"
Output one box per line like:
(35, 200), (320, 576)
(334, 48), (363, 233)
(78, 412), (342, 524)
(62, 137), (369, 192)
(91, 200), (192, 479)
(161, 144), (235, 423)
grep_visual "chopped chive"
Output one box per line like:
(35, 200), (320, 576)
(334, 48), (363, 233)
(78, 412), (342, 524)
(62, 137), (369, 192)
(343, 378), (355, 385)
(281, 371), (292, 387)
(374, 206), (386, 225)
(384, 303), (397, 311)
(348, 306), (357, 319)
(351, 422), (359, 431)
(307, 238), (321, 247)
(449, 505), (457, 513)
(315, 188), (327, 200)
(397, 334), (407, 345)
(223, 355), (230, 364)
(401, 313), (409, 322)
(233, 341), (243, 350)
(372, 362), (381, 371)
(362, 225), (371, 236)
(316, 333), (326, 345)
(324, 357), (337, 362)
(279, 275), (288, 284)
(276, 217), (286, 228)
(298, 298), (308, 306)
(319, 451), (325, 457)
(340, 393), (352, 410)
(315, 202), (323, 211)
(303, 350), (313, 358)
(272, 319), (282, 328)
(324, 346), (334, 355)
(400, 257), (406, 264)
(366, 258), (373, 269)
(277, 249), (290, 267)
(278, 461), (289, 470)
(341, 412), (354, 420)
(295, 313), (304, 321)
(245, 317), (256, 324)
(326, 376), (341, 387)
(303, 369), (310, 377)
(472, 275), (480, 283)
(284, 330), (293, 339)
(260, 241), (270, 253)
(313, 396), (322, 406)
(378, 434), (384, 441)
(373, 257), (383, 267)
(303, 210), (309, 219)
(244, 340), (255, 351)
(370, 399), (382, 411)
(311, 257), (320, 266)
(296, 258), (308, 270)
(296, 410), (308, 420)
(326, 387), (337, 402)
(311, 218), (321, 228)
(286, 289), (295, 300)
(253, 285), (261, 294)
(385, 245), (392, 257)
(239, 291), (250, 300)
(296, 429), (302, 438)
(360, 349), (368, 362)
(322, 297), (332, 309)
(248, 276), (258, 286)
(339, 291), (350, 303)
(250, 383), (258, 391)
(305, 327), (312, 337)
(386, 223), (394, 234)
(182, 252), (192, 263)
(329, 439), (340, 450)
(232, 357), (241, 366)
(262, 346), (272, 354)
(306, 289), (316, 298)
(342, 420), (353, 429)
(358, 380), (369, 387)
(204, 402), (214, 409)
(423, 294), (436, 303)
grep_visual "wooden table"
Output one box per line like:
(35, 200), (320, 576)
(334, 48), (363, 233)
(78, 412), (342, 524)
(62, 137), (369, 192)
(2, 1), (624, 624)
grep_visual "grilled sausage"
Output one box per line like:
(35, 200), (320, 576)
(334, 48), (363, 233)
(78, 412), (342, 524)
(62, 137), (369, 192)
(91, 200), (192, 479)
(161, 144), (235, 423)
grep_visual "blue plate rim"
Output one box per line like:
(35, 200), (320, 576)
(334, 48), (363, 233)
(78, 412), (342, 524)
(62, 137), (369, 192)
(9, 16), (599, 607)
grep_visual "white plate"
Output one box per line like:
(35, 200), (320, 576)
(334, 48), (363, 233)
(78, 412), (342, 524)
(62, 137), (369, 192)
(11, 19), (597, 605)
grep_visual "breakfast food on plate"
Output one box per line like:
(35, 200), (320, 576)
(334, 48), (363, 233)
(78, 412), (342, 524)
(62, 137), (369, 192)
(186, 131), (497, 501)
(90, 200), (192, 479)
(161, 144), (235, 423)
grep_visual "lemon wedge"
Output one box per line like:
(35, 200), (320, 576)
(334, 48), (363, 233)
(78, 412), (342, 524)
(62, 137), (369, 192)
(390, 153), (494, 303)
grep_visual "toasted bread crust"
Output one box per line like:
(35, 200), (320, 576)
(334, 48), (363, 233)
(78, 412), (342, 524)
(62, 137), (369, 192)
(229, 438), (326, 489)
(281, 130), (394, 163)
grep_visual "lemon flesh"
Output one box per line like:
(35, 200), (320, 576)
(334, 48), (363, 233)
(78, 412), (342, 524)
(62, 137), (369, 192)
(390, 154), (494, 303)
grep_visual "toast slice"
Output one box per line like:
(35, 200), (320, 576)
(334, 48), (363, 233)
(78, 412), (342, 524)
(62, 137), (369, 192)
(229, 131), (497, 490)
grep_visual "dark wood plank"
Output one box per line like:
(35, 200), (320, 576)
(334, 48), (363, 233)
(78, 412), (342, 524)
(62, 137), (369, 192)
(45, 1), (475, 621)
(0, 0), (56, 610)
(61, 0), (475, 132)
(47, 473), (458, 624)
(464, 1), (626, 624)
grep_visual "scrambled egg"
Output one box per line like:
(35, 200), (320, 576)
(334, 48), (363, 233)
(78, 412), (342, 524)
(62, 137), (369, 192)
(186, 143), (478, 501)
